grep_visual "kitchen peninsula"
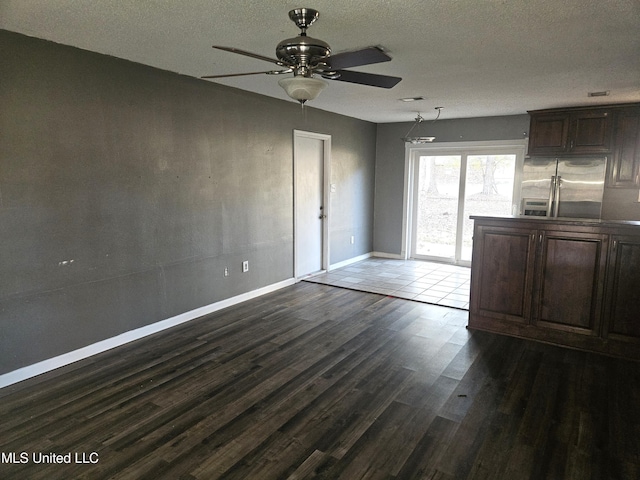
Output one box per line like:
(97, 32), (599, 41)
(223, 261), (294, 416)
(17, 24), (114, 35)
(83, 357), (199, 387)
(468, 215), (640, 360)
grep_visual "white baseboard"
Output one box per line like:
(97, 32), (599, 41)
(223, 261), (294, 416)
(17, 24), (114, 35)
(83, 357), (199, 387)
(328, 252), (372, 271)
(0, 278), (296, 390)
(371, 251), (404, 260)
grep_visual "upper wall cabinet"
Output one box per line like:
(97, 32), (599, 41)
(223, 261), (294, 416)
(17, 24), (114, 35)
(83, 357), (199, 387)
(528, 107), (613, 156)
(527, 112), (570, 155)
(608, 106), (640, 188)
(528, 103), (640, 189)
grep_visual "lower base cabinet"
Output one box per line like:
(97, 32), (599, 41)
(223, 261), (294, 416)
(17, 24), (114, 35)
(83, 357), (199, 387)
(469, 216), (640, 360)
(472, 225), (535, 325)
(533, 230), (607, 336)
(603, 235), (640, 357)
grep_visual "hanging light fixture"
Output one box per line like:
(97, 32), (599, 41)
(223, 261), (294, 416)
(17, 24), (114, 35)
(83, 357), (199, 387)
(278, 76), (327, 104)
(401, 107), (442, 143)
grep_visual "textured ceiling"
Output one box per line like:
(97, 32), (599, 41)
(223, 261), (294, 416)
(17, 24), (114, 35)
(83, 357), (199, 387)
(2, 0), (639, 123)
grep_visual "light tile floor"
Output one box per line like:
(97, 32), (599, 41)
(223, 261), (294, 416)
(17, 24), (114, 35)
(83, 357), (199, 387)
(304, 257), (471, 310)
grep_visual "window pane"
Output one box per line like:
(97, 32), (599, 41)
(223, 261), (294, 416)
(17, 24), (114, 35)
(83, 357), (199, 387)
(462, 155), (516, 261)
(415, 155), (461, 258)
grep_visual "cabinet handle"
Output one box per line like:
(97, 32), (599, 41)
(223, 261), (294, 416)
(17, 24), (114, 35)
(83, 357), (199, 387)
(613, 239), (618, 251)
(539, 233), (543, 245)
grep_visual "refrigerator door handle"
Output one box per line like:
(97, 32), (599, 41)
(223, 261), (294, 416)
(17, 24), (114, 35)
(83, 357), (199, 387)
(553, 175), (562, 217)
(547, 175), (557, 217)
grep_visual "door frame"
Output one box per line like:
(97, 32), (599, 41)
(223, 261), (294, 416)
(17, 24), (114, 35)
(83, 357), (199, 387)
(293, 129), (332, 280)
(401, 139), (527, 264)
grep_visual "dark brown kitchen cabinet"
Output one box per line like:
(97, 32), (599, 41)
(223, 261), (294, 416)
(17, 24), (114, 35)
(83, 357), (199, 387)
(470, 225), (536, 326)
(469, 216), (640, 360)
(528, 112), (570, 155)
(607, 107), (640, 187)
(532, 230), (607, 337)
(569, 110), (613, 154)
(603, 234), (640, 347)
(470, 219), (605, 339)
(528, 108), (612, 156)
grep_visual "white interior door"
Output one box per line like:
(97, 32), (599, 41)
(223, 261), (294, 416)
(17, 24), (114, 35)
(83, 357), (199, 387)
(294, 131), (330, 278)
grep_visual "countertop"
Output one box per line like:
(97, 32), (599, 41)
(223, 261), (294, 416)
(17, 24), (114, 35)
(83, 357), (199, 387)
(469, 215), (640, 228)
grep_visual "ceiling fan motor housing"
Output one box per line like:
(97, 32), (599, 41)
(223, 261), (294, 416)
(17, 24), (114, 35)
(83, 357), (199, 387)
(276, 8), (330, 76)
(276, 36), (331, 74)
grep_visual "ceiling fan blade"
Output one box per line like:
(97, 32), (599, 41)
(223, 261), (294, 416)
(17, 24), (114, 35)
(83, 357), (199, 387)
(326, 70), (402, 89)
(202, 69), (292, 79)
(212, 46), (288, 67)
(324, 46), (391, 70)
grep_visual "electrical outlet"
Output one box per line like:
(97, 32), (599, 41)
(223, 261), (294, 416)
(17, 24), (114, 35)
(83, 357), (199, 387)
(224, 267), (229, 277)
(242, 260), (249, 273)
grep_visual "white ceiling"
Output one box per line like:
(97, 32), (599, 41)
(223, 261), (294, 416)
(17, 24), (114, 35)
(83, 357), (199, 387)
(2, 0), (639, 123)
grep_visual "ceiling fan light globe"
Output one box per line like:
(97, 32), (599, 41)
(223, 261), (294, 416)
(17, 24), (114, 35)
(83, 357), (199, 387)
(278, 77), (327, 103)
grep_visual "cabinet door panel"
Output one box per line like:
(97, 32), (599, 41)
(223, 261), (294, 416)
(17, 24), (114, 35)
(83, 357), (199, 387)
(608, 111), (640, 187)
(569, 111), (612, 154)
(536, 233), (606, 334)
(472, 227), (534, 322)
(605, 236), (640, 340)
(528, 113), (569, 156)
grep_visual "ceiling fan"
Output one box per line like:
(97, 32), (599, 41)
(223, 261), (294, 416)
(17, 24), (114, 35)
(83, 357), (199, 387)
(202, 8), (402, 104)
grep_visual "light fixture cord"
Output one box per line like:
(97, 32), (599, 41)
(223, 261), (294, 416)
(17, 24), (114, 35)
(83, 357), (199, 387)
(404, 114), (424, 137)
(433, 107), (442, 122)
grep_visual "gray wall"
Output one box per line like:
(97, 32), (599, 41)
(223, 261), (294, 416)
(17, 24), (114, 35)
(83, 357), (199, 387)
(602, 187), (640, 221)
(0, 30), (376, 374)
(373, 115), (530, 255)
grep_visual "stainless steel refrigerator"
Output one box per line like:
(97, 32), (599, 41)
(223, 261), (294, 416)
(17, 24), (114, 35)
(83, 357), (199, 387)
(520, 157), (607, 219)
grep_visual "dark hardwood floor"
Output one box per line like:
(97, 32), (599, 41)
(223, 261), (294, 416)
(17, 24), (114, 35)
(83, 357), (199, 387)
(0, 282), (638, 479)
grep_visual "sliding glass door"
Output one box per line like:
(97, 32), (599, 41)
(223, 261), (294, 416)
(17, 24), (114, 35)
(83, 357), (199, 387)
(460, 154), (517, 261)
(409, 143), (524, 266)
(413, 155), (462, 259)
